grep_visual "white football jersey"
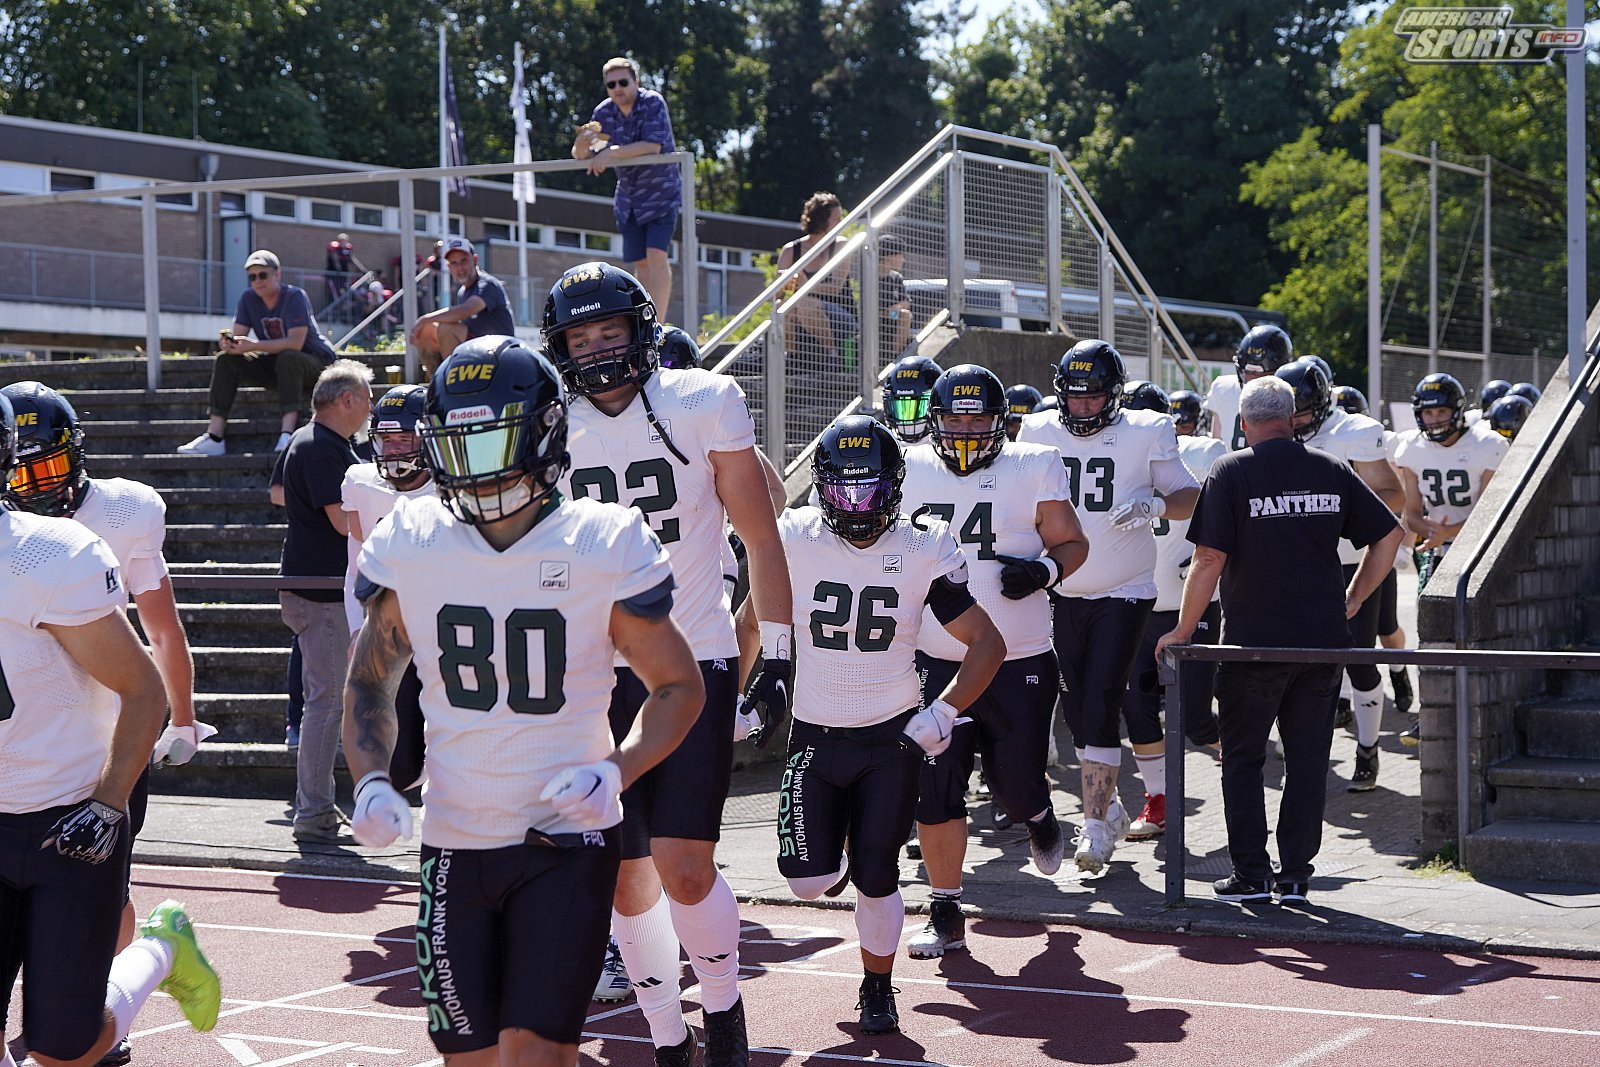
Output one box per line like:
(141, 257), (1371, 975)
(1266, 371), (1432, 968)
(780, 508), (967, 728)
(357, 494), (672, 849)
(1302, 409), (1392, 565)
(0, 510), (127, 812)
(73, 477), (169, 598)
(1393, 421), (1508, 528)
(1204, 373), (1248, 451)
(341, 463), (433, 634)
(900, 442), (1070, 661)
(562, 367), (755, 662)
(1018, 407), (1199, 599)
(1153, 434), (1227, 611)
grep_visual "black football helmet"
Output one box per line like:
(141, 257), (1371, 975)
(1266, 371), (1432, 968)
(1121, 379), (1171, 414)
(1487, 395), (1532, 440)
(1004, 384), (1043, 421)
(420, 336), (570, 525)
(0, 390), (15, 490)
(1508, 381), (1542, 404)
(1480, 379), (1512, 409)
(541, 262), (660, 396)
(1412, 372), (1467, 443)
(657, 325), (702, 370)
(370, 384), (429, 488)
(1275, 360), (1333, 442)
(1332, 385), (1369, 416)
(1235, 324), (1293, 379)
(813, 414), (904, 543)
(881, 355), (944, 442)
(1169, 389), (1203, 427)
(1, 381), (88, 517)
(1034, 395), (1059, 413)
(1298, 354), (1333, 384)
(1053, 339), (1126, 437)
(929, 364), (1008, 474)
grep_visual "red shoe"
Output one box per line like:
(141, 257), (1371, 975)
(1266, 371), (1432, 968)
(1127, 793), (1166, 840)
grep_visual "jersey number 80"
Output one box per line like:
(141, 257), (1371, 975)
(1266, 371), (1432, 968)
(437, 605), (567, 715)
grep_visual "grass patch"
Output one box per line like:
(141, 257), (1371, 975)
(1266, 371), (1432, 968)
(1407, 843), (1474, 879)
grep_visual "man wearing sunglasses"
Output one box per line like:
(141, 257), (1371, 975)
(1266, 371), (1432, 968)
(572, 57), (681, 318)
(178, 249), (338, 457)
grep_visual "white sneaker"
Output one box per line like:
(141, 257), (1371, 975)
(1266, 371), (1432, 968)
(592, 936), (632, 1003)
(1106, 794), (1132, 843)
(176, 432), (225, 457)
(1073, 818), (1115, 874)
(274, 431), (293, 452)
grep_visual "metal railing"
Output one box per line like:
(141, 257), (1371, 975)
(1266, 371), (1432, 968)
(0, 152), (698, 389)
(169, 575), (344, 592)
(703, 124), (1205, 477)
(1160, 643), (1600, 905)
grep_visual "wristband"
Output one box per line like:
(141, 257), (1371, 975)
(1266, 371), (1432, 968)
(759, 620), (792, 662)
(355, 770), (393, 798)
(1037, 554), (1064, 587)
(1149, 497), (1168, 519)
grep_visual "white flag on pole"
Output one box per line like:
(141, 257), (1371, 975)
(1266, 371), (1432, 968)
(511, 49), (536, 204)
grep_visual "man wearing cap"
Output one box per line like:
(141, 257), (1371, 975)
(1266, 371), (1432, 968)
(408, 237), (515, 378)
(178, 250), (339, 456)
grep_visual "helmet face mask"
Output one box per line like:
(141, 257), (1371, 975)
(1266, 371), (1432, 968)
(1412, 373), (1467, 443)
(1055, 340), (1126, 438)
(542, 263), (660, 397)
(929, 365), (1008, 474)
(813, 416), (904, 543)
(2, 381), (87, 517)
(882, 356), (944, 443)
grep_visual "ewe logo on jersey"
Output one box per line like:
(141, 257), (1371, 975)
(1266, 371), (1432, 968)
(1248, 493), (1343, 518)
(882, 554), (902, 573)
(539, 561), (570, 590)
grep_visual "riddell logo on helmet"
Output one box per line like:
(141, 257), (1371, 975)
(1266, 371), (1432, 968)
(569, 302), (602, 315)
(446, 405), (495, 425)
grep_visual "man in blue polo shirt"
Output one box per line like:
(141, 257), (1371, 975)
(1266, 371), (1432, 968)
(408, 237), (515, 378)
(573, 57), (682, 316)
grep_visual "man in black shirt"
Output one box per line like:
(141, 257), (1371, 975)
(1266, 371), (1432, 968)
(409, 238), (516, 378)
(1157, 376), (1402, 905)
(279, 359), (373, 842)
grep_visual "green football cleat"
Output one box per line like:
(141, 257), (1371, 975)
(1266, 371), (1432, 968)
(138, 900), (221, 1032)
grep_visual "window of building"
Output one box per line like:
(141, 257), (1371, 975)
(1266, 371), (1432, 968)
(309, 200), (343, 223)
(703, 247), (723, 264)
(414, 213), (430, 231)
(352, 205), (385, 228)
(727, 250), (744, 267)
(584, 233), (613, 253)
(554, 229), (582, 249)
(219, 192), (247, 213)
(448, 215), (464, 236)
(483, 221), (512, 241)
(49, 171), (94, 193)
(263, 196), (296, 218)
(156, 192), (194, 208)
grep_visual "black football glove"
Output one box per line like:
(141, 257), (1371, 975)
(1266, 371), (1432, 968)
(738, 657), (793, 750)
(40, 798), (125, 865)
(995, 554), (1060, 600)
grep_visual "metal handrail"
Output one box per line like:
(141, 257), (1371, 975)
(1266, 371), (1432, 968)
(1159, 642), (1600, 906)
(333, 265), (434, 351)
(170, 575), (344, 591)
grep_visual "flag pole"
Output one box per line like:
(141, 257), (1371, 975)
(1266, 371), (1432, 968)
(438, 24), (450, 244)
(514, 41), (530, 326)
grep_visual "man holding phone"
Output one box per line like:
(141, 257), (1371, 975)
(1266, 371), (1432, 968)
(178, 249), (338, 457)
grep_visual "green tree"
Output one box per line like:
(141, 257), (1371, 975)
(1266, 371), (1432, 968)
(742, 0), (838, 219)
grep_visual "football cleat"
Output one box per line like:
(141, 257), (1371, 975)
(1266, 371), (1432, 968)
(1026, 810), (1064, 875)
(856, 974), (900, 1034)
(139, 900), (221, 1032)
(703, 997), (750, 1067)
(593, 936), (632, 1003)
(1348, 743), (1380, 791)
(1390, 668), (1414, 715)
(906, 898), (966, 959)
(95, 1037), (132, 1066)
(654, 1023), (702, 1067)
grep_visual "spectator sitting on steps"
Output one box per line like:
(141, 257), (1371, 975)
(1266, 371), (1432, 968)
(178, 249), (338, 457)
(407, 237), (515, 379)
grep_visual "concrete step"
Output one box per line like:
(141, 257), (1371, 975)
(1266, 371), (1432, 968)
(131, 602), (293, 649)
(158, 487), (280, 526)
(83, 418), (291, 457)
(1486, 756), (1600, 821)
(1519, 700), (1600, 760)
(161, 522), (285, 565)
(144, 741), (348, 801)
(47, 387), (229, 422)
(1464, 818), (1600, 883)
(6, 354), (398, 393)
(85, 452), (280, 488)
(192, 693), (293, 742)
(190, 646), (290, 693)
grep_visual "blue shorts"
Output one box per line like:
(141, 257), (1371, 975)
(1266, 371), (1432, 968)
(619, 208), (677, 263)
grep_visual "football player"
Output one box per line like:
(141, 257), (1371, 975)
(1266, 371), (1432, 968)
(1479, 379), (1512, 411)
(1487, 394), (1533, 440)
(542, 263), (792, 1065)
(342, 337), (704, 1067)
(1508, 381), (1542, 404)
(1019, 340), (1200, 874)
(1276, 360), (1405, 791)
(3, 380), (209, 1066)
(760, 414), (1004, 1033)
(882, 355), (944, 444)
(657, 325), (702, 370)
(0, 392), (221, 1067)
(1333, 385), (1369, 417)
(900, 365), (1087, 958)
(1120, 379), (1227, 836)
(1205, 325), (1294, 451)
(1003, 383), (1044, 441)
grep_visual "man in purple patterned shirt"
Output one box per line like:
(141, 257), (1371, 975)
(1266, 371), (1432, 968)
(573, 57), (682, 318)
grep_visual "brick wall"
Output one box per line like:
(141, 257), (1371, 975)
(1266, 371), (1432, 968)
(1417, 357), (1600, 852)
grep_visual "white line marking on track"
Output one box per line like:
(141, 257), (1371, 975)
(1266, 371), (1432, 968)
(1271, 1028), (1373, 1067)
(582, 1029), (972, 1067)
(1114, 947), (1178, 974)
(197, 921), (413, 943)
(130, 965), (419, 1039)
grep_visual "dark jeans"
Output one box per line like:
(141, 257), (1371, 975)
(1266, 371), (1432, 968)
(1215, 661), (1341, 883)
(207, 349), (327, 417)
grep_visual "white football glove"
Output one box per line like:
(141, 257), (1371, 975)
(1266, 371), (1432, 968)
(1108, 494), (1166, 532)
(904, 699), (960, 758)
(539, 760), (623, 827)
(150, 721), (219, 768)
(351, 771), (413, 848)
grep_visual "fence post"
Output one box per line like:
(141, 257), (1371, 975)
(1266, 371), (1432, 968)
(1429, 141), (1439, 377)
(1368, 125), (1382, 410)
(767, 308), (788, 465)
(946, 150), (965, 326)
(1046, 170), (1063, 335)
(142, 192), (161, 391)
(860, 218), (880, 405)
(1162, 652), (1186, 905)
(680, 154), (698, 333)
(1483, 155), (1492, 373)
(1098, 238), (1115, 343)
(399, 180), (419, 383)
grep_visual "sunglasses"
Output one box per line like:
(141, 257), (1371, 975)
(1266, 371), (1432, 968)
(605, 76), (631, 89)
(247, 270), (273, 281)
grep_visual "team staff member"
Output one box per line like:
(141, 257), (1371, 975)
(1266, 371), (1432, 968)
(1204, 324), (1294, 451)
(901, 365), (1088, 960)
(1157, 376), (1403, 906)
(409, 238), (516, 379)
(764, 415), (1005, 1034)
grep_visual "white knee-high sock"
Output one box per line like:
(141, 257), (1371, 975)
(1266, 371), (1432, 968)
(612, 893), (688, 1049)
(1352, 685), (1384, 747)
(667, 872), (742, 1014)
(1134, 752), (1167, 798)
(105, 936), (174, 1041)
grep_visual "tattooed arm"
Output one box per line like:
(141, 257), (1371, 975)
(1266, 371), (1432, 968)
(341, 585), (413, 784)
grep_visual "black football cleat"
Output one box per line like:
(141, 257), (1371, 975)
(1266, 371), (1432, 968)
(704, 998), (749, 1067)
(856, 973), (900, 1035)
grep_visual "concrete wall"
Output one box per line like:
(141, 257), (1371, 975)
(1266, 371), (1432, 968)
(1417, 357), (1600, 852)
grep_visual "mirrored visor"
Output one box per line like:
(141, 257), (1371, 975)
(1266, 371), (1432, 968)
(422, 409), (529, 482)
(888, 394), (929, 426)
(9, 445), (74, 496)
(818, 476), (892, 515)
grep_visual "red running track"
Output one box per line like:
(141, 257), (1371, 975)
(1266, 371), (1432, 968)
(7, 864), (1600, 1066)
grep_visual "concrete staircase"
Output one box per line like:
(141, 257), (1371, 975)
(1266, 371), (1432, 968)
(1, 354), (395, 800)
(1467, 594), (1600, 882)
